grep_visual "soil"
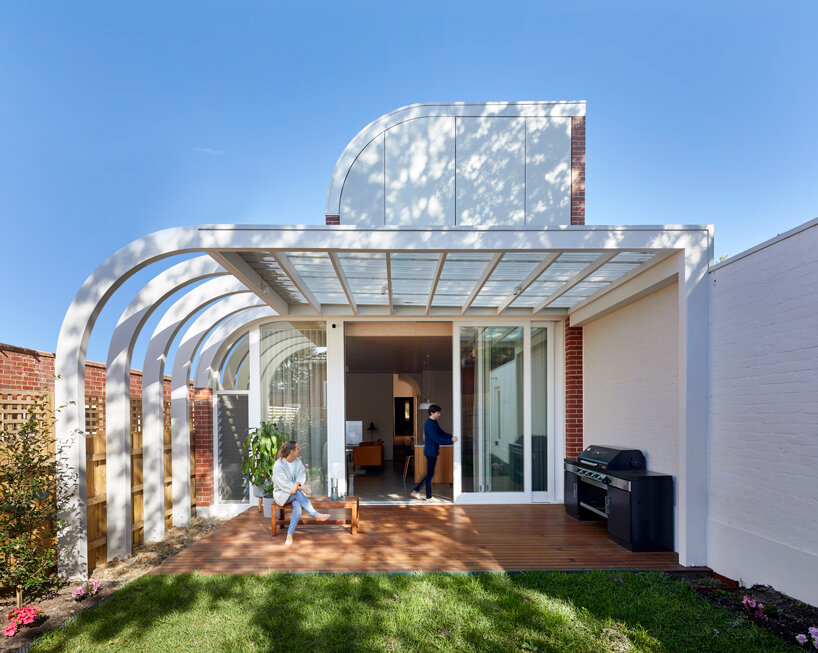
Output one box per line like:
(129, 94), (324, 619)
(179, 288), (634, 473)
(0, 517), (228, 652)
(679, 575), (818, 650)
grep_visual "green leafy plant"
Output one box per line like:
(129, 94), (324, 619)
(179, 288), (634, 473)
(0, 392), (70, 607)
(241, 421), (285, 496)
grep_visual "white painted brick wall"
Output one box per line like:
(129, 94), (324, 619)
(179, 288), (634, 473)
(709, 220), (818, 605)
(584, 284), (680, 477)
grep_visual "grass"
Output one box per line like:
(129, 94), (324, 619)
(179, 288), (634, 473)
(31, 571), (794, 652)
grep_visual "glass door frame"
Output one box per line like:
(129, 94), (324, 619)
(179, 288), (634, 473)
(452, 320), (560, 505)
(212, 389), (253, 516)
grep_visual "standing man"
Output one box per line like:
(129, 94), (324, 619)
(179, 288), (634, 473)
(410, 404), (457, 501)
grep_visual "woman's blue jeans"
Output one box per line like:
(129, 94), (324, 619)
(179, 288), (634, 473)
(285, 490), (319, 534)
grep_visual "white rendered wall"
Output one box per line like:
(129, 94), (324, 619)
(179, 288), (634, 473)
(335, 105), (574, 227)
(584, 284), (680, 549)
(709, 219), (818, 606)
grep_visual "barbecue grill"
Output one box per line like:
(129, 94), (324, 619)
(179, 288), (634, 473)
(564, 445), (673, 552)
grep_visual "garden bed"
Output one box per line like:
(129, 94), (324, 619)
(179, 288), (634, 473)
(0, 517), (227, 652)
(679, 575), (818, 649)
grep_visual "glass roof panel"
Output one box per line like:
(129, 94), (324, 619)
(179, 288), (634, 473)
(430, 253), (496, 306)
(335, 252), (388, 305)
(284, 252), (349, 305)
(389, 253), (441, 306)
(239, 252), (307, 304)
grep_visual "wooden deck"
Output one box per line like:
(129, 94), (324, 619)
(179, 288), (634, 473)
(152, 504), (706, 575)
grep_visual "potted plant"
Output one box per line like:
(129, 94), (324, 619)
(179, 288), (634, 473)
(242, 421), (285, 518)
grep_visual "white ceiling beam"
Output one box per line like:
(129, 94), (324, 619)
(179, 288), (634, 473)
(425, 253), (447, 316)
(531, 251), (618, 314)
(270, 251), (322, 314)
(385, 253), (393, 315)
(207, 250), (289, 315)
(461, 253), (504, 314)
(496, 252), (561, 314)
(328, 251), (358, 315)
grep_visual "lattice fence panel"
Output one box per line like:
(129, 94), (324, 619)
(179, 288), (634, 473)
(0, 389), (57, 566)
(0, 389), (53, 437)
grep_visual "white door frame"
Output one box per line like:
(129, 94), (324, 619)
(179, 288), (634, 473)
(452, 319), (561, 505)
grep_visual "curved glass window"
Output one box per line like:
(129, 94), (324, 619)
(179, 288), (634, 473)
(260, 322), (327, 491)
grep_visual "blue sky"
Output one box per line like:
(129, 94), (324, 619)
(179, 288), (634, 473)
(1, 1), (817, 364)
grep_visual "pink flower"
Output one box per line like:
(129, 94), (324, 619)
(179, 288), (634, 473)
(3, 622), (17, 637)
(797, 634), (809, 645)
(809, 626), (818, 639)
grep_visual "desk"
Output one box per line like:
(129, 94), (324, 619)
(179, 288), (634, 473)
(414, 445), (453, 485)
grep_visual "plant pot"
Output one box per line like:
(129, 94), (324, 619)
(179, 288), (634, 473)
(262, 496), (275, 519)
(252, 484), (265, 498)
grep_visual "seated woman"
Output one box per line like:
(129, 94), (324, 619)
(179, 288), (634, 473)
(273, 440), (330, 545)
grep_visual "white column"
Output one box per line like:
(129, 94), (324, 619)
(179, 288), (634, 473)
(325, 321), (346, 496)
(248, 326), (261, 430)
(677, 230), (713, 565)
(452, 324), (462, 499)
(523, 325), (532, 496)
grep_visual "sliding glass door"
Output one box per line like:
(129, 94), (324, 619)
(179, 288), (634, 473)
(460, 326), (524, 494)
(457, 322), (556, 502)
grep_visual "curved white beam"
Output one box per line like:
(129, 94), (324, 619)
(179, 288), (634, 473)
(170, 296), (266, 524)
(104, 256), (225, 561)
(223, 336), (251, 391)
(194, 308), (275, 388)
(141, 277), (250, 541)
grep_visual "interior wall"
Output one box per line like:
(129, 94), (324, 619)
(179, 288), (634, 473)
(709, 219), (818, 607)
(345, 373), (394, 459)
(416, 370), (453, 434)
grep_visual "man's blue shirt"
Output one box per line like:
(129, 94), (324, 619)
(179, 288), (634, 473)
(423, 417), (452, 456)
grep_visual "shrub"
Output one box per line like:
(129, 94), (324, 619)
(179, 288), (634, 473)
(0, 391), (71, 605)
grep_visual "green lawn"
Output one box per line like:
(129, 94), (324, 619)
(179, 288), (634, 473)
(32, 571), (793, 652)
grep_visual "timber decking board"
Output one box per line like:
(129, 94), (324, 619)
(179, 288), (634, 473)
(151, 504), (702, 575)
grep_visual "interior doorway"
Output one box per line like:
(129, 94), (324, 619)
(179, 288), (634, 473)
(344, 322), (453, 503)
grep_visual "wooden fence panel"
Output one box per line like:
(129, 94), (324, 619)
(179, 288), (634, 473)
(85, 395), (106, 571)
(2, 388), (198, 575)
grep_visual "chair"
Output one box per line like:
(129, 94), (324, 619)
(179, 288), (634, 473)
(402, 454), (413, 482)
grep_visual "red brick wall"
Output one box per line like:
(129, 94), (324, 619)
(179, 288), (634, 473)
(193, 387), (214, 507)
(325, 215), (340, 226)
(564, 321), (584, 458)
(0, 344), (55, 391)
(0, 343), (164, 400)
(571, 116), (586, 226)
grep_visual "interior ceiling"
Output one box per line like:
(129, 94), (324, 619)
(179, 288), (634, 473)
(344, 336), (452, 373)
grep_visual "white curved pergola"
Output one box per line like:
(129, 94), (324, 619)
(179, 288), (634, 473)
(139, 276), (251, 546)
(169, 296), (267, 525)
(194, 308), (275, 389)
(104, 256), (226, 560)
(56, 224), (710, 576)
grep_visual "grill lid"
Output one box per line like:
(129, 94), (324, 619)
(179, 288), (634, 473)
(577, 445), (646, 470)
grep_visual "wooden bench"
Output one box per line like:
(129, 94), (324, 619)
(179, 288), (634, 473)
(271, 496), (360, 537)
